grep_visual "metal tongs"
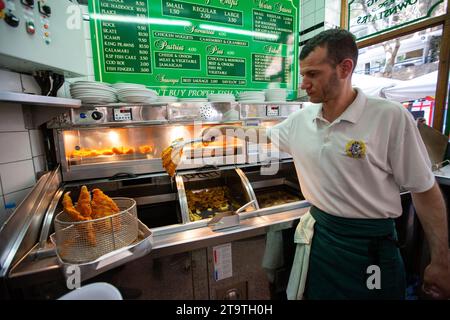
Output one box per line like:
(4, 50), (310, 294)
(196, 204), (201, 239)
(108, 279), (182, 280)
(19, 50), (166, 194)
(207, 200), (256, 231)
(168, 136), (215, 174)
(170, 136), (215, 153)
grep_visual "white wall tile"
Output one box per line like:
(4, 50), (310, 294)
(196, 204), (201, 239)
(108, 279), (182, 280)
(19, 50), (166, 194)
(83, 20), (91, 40)
(0, 160), (35, 194)
(0, 69), (22, 92)
(87, 58), (95, 76)
(315, 10), (325, 25)
(33, 155), (47, 174)
(3, 187), (33, 214)
(300, 31), (314, 43)
(0, 132), (32, 163)
(29, 130), (45, 157)
(303, 0), (316, 17)
(20, 74), (41, 95)
(67, 76), (89, 84)
(80, 4), (89, 14)
(303, 14), (315, 30)
(0, 103), (25, 132)
(316, 0), (325, 11)
(85, 39), (93, 58)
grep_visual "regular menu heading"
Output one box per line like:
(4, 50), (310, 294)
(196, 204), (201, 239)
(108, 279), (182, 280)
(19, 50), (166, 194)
(89, 0), (299, 99)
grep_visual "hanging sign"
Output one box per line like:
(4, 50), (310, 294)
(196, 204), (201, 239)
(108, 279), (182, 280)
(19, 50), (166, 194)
(348, 0), (444, 40)
(88, 0), (299, 99)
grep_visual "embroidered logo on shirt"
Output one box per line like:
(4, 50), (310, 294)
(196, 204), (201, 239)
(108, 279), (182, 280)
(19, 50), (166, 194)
(345, 140), (366, 159)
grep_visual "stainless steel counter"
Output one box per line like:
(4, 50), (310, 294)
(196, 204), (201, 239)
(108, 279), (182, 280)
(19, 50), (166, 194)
(9, 206), (309, 279)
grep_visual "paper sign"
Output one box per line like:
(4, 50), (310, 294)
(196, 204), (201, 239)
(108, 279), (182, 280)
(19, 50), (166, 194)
(212, 243), (232, 281)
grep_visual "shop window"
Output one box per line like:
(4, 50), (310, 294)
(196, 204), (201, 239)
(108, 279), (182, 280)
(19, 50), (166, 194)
(349, 0), (447, 40)
(353, 26), (443, 125)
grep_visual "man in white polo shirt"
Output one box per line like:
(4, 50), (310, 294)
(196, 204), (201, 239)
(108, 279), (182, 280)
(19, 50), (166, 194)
(203, 29), (449, 299)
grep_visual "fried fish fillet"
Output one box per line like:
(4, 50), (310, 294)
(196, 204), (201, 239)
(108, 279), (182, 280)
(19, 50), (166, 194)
(91, 188), (121, 232)
(63, 191), (87, 222)
(62, 191), (96, 246)
(161, 138), (184, 177)
(75, 185), (92, 218)
(91, 188), (120, 219)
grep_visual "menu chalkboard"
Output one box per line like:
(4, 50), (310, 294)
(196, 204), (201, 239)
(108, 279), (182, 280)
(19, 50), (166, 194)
(89, 0), (299, 99)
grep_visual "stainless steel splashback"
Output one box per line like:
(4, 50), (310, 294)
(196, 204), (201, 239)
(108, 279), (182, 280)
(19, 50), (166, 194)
(0, 167), (62, 278)
(48, 102), (301, 182)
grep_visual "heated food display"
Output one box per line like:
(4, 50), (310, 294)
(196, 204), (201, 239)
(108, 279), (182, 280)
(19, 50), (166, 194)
(186, 186), (240, 221)
(256, 189), (301, 208)
(70, 145), (154, 158)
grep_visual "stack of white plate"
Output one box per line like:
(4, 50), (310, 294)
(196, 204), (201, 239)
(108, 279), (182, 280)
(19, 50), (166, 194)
(179, 98), (209, 102)
(70, 81), (117, 104)
(207, 93), (236, 102)
(237, 91), (265, 103)
(116, 86), (158, 103)
(112, 82), (146, 90)
(265, 89), (287, 102)
(157, 96), (178, 103)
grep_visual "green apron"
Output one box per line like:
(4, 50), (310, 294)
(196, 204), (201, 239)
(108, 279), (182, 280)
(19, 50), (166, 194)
(305, 206), (406, 300)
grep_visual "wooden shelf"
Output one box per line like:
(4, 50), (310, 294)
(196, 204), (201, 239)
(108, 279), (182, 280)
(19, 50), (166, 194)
(0, 91), (81, 108)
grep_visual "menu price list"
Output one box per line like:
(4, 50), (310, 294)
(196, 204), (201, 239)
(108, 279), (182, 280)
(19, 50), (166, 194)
(162, 0), (243, 26)
(252, 54), (287, 83)
(207, 56), (245, 77)
(155, 52), (201, 70)
(182, 78), (246, 85)
(153, 31), (249, 47)
(99, 0), (151, 74)
(253, 9), (294, 43)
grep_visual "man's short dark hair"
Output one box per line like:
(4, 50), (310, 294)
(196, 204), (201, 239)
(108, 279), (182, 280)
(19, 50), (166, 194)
(300, 29), (358, 70)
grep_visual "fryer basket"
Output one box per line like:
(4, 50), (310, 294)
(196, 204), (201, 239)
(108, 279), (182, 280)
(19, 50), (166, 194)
(53, 198), (138, 263)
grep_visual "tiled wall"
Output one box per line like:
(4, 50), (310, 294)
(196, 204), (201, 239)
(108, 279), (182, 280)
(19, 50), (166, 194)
(0, 6), (96, 227)
(298, 0), (341, 98)
(58, 5), (95, 98)
(0, 70), (49, 226)
(300, 0), (326, 44)
(300, 0), (341, 43)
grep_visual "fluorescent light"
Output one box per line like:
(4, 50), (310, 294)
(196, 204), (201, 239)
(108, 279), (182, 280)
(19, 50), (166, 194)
(91, 14), (192, 27)
(199, 24), (279, 41)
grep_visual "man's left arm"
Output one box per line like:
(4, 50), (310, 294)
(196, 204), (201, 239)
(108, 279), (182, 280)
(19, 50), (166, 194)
(411, 182), (450, 299)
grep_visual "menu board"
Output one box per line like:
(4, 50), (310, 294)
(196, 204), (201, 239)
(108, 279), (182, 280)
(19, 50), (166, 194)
(89, 0), (299, 99)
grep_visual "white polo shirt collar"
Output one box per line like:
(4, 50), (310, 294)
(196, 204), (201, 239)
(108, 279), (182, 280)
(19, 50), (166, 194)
(313, 88), (367, 125)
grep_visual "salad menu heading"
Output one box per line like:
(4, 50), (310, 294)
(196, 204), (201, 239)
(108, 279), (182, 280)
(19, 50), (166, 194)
(89, 0), (299, 99)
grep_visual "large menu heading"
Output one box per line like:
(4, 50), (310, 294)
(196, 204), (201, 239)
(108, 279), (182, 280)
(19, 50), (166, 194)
(88, 0), (299, 99)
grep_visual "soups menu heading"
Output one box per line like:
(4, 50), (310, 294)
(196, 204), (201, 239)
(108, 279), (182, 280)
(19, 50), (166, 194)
(89, 0), (299, 99)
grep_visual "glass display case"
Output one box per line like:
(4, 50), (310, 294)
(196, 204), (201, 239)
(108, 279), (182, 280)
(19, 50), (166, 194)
(56, 122), (245, 181)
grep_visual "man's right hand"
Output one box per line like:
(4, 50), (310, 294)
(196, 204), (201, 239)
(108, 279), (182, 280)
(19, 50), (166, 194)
(422, 261), (450, 299)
